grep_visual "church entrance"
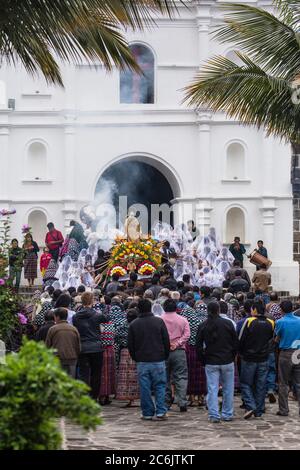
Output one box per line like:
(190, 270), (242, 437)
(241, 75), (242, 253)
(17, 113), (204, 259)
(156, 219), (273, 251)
(95, 159), (176, 232)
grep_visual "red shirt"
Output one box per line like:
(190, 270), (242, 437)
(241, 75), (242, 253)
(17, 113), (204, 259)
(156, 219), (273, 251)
(45, 230), (64, 251)
(40, 253), (52, 271)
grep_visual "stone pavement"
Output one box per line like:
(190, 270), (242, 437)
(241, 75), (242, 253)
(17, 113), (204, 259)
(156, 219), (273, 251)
(63, 397), (300, 450)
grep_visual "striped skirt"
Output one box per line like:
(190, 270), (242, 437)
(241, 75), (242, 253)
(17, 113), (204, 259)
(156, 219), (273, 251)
(99, 346), (116, 396)
(186, 344), (207, 395)
(24, 253), (38, 280)
(116, 348), (139, 401)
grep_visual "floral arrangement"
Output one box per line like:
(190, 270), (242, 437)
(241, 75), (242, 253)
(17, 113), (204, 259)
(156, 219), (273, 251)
(0, 210), (20, 345)
(138, 261), (156, 276)
(22, 224), (32, 235)
(0, 208), (16, 217)
(109, 265), (127, 277)
(108, 237), (162, 275)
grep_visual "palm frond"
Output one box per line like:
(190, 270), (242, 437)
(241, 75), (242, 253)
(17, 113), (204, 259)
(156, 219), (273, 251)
(214, 2), (300, 79)
(184, 54), (300, 143)
(0, 0), (186, 85)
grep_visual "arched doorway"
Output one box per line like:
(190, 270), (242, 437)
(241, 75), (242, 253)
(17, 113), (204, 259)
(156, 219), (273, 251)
(95, 159), (177, 232)
(28, 210), (48, 247)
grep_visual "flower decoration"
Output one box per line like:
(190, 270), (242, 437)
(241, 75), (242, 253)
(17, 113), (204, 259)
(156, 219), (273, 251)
(138, 262), (156, 276)
(109, 237), (162, 275)
(22, 224), (32, 234)
(17, 313), (28, 325)
(109, 265), (127, 277)
(0, 208), (16, 217)
(0, 279), (5, 286)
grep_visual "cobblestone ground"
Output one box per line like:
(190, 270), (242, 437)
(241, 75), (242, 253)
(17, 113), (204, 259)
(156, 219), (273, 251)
(63, 397), (300, 450)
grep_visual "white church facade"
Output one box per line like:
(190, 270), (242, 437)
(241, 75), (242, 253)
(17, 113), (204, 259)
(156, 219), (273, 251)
(0, 0), (298, 293)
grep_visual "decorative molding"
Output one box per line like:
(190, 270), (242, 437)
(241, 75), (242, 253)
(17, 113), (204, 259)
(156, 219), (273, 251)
(22, 179), (53, 184)
(221, 179), (251, 183)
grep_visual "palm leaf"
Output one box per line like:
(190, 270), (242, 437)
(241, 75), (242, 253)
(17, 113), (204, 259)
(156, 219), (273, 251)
(214, 2), (300, 79)
(0, 0), (186, 85)
(184, 54), (300, 143)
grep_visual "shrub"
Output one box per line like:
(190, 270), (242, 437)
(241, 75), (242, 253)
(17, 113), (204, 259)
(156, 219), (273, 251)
(0, 340), (102, 450)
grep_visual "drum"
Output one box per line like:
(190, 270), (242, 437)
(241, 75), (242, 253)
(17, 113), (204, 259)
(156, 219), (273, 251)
(249, 250), (272, 268)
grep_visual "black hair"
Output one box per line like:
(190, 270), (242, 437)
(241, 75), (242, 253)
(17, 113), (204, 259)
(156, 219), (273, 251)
(104, 295), (112, 305)
(257, 240), (264, 244)
(177, 281), (184, 290)
(52, 289), (62, 302)
(244, 299), (254, 315)
(204, 302), (220, 342)
(11, 239), (18, 244)
(280, 300), (293, 314)
(138, 299), (152, 314)
(151, 276), (160, 285)
(45, 310), (55, 322)
(222, 280), (230, 289)
(55, 293), (71, 309)
(127, 308), (138, 324)
(97, 249), (105, 258)
(164, 241), (170, 248)
(246, 292), (255, 300)
(200, 286), (211, 298)
(270, 292), (278, 301)
(47, 222), (54, 230)
(68, 287), (76, 295)
(183, 274), (190, 283)
(77, 285), (86, 294)
(193, 286), (200, 293)
(235, 270), (242, 277)
(112, 273), (120, 282)
(70, 220), (76, 227)
(252, 299), (266, 316)
(53, 307), (68, 321)
(163, 298), (177, 312)
(219, 300), (228, 314)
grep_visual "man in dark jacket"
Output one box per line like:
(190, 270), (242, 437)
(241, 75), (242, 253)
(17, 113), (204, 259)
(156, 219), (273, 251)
(46, 308), (81, 378)
(229, 270), (250, 293)
(239, 299), (275, 419)
(72, 292), (109, 399)
(35, 310), (55, 342)
(226, 260), (251, 285)
(128, 299), (170, 420)
(229, 236), (246, 268)
(196, 302), (238, 423)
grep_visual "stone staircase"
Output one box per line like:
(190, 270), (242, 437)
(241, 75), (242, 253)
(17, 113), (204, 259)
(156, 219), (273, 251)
(18, 286), (44, 305)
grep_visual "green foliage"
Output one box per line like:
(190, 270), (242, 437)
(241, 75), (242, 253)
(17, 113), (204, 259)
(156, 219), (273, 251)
(0, 215), (19, 343)
(184, 0), (300, 144)
(0, 340), (102, 450)
(0, 284), (19, 344)
(0, 0), (184, 86)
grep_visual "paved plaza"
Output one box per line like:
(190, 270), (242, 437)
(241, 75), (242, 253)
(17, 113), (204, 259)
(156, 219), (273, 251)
(63, 397), (300, 451)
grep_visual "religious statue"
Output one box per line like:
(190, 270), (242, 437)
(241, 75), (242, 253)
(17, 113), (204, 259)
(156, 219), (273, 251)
(124, 212), (141, 242)
(127, 256), (137, 273)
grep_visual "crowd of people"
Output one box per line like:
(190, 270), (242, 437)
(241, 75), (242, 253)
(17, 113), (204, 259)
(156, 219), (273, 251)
(5, 217), (300, 422)
(16, 264), (300, 423)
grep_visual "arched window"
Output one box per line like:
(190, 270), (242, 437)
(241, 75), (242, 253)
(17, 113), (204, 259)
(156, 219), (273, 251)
(28, 210), (47, 247)
(120, 44), (155, 104)
(27, 142), (47, 180)
(226, 142), (245, 180)
(226, 207), (245, 243)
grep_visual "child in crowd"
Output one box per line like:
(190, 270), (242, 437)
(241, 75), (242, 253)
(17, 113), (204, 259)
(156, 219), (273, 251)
(40, 247), (52, 278)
